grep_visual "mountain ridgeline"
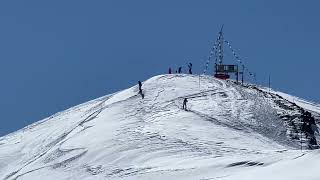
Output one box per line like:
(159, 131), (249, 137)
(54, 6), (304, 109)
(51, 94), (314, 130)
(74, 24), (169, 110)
(0, 74), (319, 180)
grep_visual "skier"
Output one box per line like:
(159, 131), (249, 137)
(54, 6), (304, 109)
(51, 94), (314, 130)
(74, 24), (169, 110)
(168, 68), (172, 74)
(183, 98), (188, 111)
(138, 81), (142, 92)
(188, 63), (192, 74)
(138, 81), (144, 99)
(178, 67), (182, 73)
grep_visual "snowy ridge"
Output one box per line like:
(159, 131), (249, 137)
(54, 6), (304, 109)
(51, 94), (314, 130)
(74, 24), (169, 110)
(0, 74), (319, 180)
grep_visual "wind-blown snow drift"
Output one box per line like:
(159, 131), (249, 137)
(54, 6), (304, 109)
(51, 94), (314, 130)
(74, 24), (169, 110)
(0, 74), (319, 180)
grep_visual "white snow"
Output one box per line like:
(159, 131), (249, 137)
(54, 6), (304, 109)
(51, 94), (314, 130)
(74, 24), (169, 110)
(0, 74), (319, 180)
(276, 91), (320, 114)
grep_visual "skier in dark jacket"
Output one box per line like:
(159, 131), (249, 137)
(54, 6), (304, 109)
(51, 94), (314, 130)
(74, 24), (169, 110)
(188, 63), (192, 74)
(168, 68), (172, 74)
(138, 81), (142, 92)
(178, 67), (182, 73)
(183, 98), (188, 110)
(138, 81), (144, 99)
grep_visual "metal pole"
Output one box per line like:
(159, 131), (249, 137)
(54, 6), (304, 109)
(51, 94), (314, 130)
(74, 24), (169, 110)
(301, 131), (303, 152)
(218, 25), (224, 65)
(199, 74), (201, 92)
(241, 65), (244, 84)
(268, 74), (271, 92)
(235, 65), (238, 83)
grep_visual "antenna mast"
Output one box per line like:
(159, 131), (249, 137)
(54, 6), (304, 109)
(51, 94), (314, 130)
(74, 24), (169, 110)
(218, 25), (224, 65)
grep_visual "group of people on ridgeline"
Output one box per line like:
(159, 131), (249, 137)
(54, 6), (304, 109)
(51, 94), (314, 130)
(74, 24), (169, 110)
(138, 66), (320, 141)
(301, 110), (319, 148)
(168, 63), (193, 75)
(137, 62), (193, 110)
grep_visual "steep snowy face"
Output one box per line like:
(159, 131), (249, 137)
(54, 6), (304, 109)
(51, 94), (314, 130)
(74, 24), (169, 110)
(0, 74), (319, 180)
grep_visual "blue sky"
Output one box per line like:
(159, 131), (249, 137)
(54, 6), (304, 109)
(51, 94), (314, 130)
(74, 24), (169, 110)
(1, 0), (319, 136)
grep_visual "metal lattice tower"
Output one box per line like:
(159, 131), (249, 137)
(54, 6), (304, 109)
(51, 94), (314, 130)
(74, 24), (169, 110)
(218, 26), (224, 65)
(204, 25), (255, 82)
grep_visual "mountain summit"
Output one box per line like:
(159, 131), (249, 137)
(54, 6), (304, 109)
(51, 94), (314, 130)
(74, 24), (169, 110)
(1, 74), (320, 180)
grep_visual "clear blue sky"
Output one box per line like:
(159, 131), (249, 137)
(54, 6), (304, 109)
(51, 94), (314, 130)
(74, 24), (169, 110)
(1, 0), (319, 136)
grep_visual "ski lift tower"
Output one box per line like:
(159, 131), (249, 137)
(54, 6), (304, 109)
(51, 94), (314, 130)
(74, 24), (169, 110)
(214, 26), (239, 81)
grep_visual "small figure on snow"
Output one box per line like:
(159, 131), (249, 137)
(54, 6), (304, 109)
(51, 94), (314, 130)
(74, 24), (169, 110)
(183, 98), (188, 111)
(138, 81), (142, 92)
(138, 81), (144, 99)
(188, 63), (192, 74)
(178, 67), (182, 74)
(168, 68), (172, 74)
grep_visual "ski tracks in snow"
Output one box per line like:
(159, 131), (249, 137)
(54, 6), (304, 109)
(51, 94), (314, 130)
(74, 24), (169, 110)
(2, 74), (317, 180)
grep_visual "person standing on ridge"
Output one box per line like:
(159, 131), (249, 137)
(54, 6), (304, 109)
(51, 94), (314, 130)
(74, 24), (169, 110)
(188, 63), (192, 74)
(183, 98), (188, 111)
(168, 68), (172, 74)
(138, 81), (142, 92)
(138, 81), (144, 99)
(178, 67), (182, 73)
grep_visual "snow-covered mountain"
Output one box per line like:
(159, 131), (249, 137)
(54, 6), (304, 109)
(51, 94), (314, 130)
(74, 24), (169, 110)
(1, 74), (320, 180)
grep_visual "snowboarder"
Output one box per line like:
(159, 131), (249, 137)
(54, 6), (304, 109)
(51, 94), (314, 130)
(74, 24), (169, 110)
(188, 63), (192, 74)
(168, 68), (172, 74)
(178, 67), (182, 74)
(183, 98), (188, 110)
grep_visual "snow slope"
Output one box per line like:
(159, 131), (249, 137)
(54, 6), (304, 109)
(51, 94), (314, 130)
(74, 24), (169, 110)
(0, 74), (319, 180)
